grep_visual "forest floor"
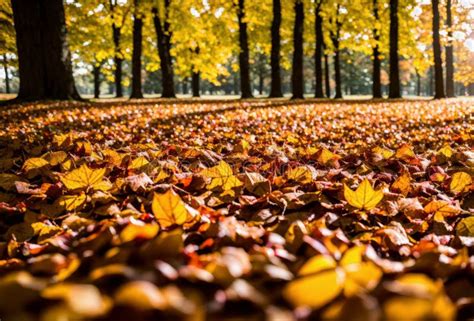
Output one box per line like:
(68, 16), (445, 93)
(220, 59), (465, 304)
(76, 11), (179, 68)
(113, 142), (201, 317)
(0, 98), (473, 321)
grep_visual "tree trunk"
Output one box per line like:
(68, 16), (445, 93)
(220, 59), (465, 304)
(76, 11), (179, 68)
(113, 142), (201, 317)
(372, 0), (382, 98)
(112, 22), (123, 98)
(2, 55), (9, 94)
(93, 64), (101, 98)
(324, 52), (330, 98)
(432, 0), (445, 99)
(445, 0), (454, 97)
(130, 4), (143, 99)
(416, 72), (421, 96)
(152, 1), (176, 98)
(259, 68), (264, 95)
(291, 0), (304, 99)
(269, 0), (282, 98)
(192, 71), (200, 97)
(237, 0), (253, 98)
(11, 0), (79, 101)
(314, 1), (324, 98)
(331, 12), (342, 99)
(388, 0), (401, 98)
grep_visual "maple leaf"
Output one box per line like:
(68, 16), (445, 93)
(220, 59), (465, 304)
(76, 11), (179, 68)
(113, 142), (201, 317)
(201, 160), (242, 191)
(344, 179), (384, 210)
(152, 189), (194, 228)
(286, 165), (317, 184)
(61, 164), (109, 191)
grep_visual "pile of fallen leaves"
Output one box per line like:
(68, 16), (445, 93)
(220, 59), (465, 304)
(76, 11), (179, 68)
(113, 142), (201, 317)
(0, 98), (473, 321)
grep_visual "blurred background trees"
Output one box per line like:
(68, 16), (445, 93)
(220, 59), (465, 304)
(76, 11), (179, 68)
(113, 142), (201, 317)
(1, 0), (473, 100)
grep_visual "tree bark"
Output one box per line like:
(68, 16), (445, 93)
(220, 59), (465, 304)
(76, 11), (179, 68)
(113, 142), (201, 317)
(416, 72), (421, 96)
(11, 0), (79, 101)
(269, 0), (282, 98)
(258, 68), (264, 95)
(237, 0), (253, 98)
(445, 0), (454, 97)
(2, 55), (9, 94)
(389, 0), (401, 98)
(314, 1), (324, 98)
(372, 0), (382, 98)
(130, 2), (143, 99)
(291, 0), (304, 99)
(192, 71), (200, 97)
(324, 52), (330, 98)
(153, 1), (176, 98)
(432, 0), (445, 99)
(93, 64), (101, 98)
(331, 10), (342, 99)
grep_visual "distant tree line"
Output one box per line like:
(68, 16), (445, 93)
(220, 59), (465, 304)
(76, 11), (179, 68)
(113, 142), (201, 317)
(1, 0), (473, 102)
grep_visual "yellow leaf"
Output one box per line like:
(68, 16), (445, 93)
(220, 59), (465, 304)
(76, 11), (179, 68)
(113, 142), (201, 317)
(0, 173), (20, 191)
(152, 189), (194, 228)
(284, 255), (344, 308)
(286, 166), (317, 184)
(339, 246), (382, 296)
(395, 144), (416, 159)
(22, 158), (49, 172)
(456, 216), (474, 237)
(201, 160), (242, 191)
(344, 179), (384, 210)
(373, 146), (394, 159)
(449, 172), (472, 194)
(120, 222), (159, 242)
(128, 156), (149, 170)
(437, 145), (452, 158)
(61, 164), (107, 191)
(424, 200), (460, 222)
(392, 172), (411, 196)
(317, 148), (340, 166)
(56, 193), (87, 211)
(44, 151), (68, 166)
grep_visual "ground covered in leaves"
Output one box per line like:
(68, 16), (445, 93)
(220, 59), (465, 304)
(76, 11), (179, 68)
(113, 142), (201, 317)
(0, 98), (473, 321)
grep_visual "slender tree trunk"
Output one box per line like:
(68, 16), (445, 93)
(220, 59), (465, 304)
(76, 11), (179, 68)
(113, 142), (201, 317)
(259, 68), (264, 95)
(372, 0), (382, 98)
(331, 13), (342, 99)
(152, 1), (176, 98)
(237, 0), (253, 98)
(291, 0), (304, 99)
(131, 3), (143, 99)
(432, 0), (445, 99)
(182, 78), (188, 94)
(269, 0), (282, 98)
(314, 1), (324, 98)
(11, 0), (79, 101)
(93, 64), (101, 98)
(389, 0), (401, 98)
(445, 0), (454, 97)
(192, 71), (200, 97)
(428, 66), (434, 96)
(324, 52), (330, 98)
(416, 72), (421, 96)
(112, 22), (123, 97)
(2, 55), (9, 94)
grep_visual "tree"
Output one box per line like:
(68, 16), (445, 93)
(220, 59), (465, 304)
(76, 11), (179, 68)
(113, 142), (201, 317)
(153, 0), (175, 98)
(291, 0), (304, 99)
(372, 0), (382, 98)
(324, 50), (330, 98)
(389, 0), (401, 98)
(237, 0), (253, 98)
(109, 0), (131, 98)
(326, 3), (343, 99)
(445, 0), (454, 97)
(432, 0), (445, 99)
(314, 0), (324, 98)
(269, 0), (283, 98)
(131, 0), (143, 99)
(11, 0), (79, 101)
